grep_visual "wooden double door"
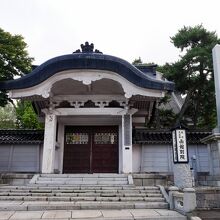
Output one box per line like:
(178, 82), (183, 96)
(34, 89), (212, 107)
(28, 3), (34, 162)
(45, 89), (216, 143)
(63, 126), (118, 173)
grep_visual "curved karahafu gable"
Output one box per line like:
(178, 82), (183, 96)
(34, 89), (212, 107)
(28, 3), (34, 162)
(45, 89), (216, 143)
(0, 43), (174, 92)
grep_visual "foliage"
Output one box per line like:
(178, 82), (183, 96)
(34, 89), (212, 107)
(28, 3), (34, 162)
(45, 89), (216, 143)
(0, 101), (43, 129)
(0, 103), (16, 129)
(158, 109), (176, 128)
(132, 57), (142, 65)
(15, 101), (43, 129)
(146, 94), (177, 129)
(132, 57), (155, 66)
(0, 27), (33, 106)
(160, 25), (220, 129)
(132, 58), (177, 128)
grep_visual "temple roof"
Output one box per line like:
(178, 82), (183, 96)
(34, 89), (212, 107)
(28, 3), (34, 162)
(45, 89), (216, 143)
(0, 42), (174, 91)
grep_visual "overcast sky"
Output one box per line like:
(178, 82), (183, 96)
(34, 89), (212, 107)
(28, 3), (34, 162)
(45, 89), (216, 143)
(0, 0), (220, 65)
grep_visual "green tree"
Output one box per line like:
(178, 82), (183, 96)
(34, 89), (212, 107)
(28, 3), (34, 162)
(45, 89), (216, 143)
(0, 27), (33, 106)
(132, 57), (142, 65)
(160, 25), (220, 128)
(16, 101), (43, 129)
(0, 103), (16, 128)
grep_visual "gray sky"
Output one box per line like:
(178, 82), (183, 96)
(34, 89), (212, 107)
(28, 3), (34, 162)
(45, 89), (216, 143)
(0, 0), (220, 65)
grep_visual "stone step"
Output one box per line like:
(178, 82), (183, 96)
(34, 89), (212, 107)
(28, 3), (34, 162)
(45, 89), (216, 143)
(38, 177), (128, 181)
(0, 187), (160, 192)
(35, 180), (129, 185)
(0, 190), (161, 197)
(31, 174), (131, 186)
(0, 195), (165, 202)
(39, 173), (128, 178)
(0, 171), (167, 211)
(0, 191), (163, 196)
(0, 185), (159, 190)
(0, 187), (160, 193)
(0, 201), (169, 211)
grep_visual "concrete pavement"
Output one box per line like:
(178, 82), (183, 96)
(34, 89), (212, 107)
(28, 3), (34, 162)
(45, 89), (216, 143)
(0, 209), (186, 220)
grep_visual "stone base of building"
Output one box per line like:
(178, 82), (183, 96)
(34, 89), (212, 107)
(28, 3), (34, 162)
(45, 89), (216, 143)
(0, 173), (34, 185)
(132, 173), (172, 186)
(198, 175), (220, 187)
(196, 186), (220, 209)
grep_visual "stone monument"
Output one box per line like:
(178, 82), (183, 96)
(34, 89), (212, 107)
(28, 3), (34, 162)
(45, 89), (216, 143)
(172, 127), (193, 188)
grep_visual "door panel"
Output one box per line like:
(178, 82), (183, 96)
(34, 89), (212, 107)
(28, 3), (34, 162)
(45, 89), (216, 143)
(92, 129), (118, 173)
(63, 126), (118, 173)
(63, 128), (91, 173)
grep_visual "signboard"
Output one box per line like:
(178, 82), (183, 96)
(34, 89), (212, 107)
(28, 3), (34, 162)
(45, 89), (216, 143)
(172, 130), (178, 163)
(172, 129), (189, 163)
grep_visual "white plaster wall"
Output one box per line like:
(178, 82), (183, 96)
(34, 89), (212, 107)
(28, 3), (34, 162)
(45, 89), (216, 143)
(141, 144), (171, 173)
(188, 144), (209, 173)
(141, 144), (209, 173)
(0, 144), (41, 172)
(132, 144), (142, 172)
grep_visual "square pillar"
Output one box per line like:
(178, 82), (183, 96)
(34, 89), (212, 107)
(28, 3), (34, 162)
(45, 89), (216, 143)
(121, 114), (132, 173)
(213, 44), (220, 131)
(173, 163), (193, 188)
(208, 138), (220, 176)
(42, 113), (57, 173)
(201, 134), (220, 186)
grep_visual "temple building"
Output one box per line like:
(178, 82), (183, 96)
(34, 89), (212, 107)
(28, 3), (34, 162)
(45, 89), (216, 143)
(0, 42), (210, 176)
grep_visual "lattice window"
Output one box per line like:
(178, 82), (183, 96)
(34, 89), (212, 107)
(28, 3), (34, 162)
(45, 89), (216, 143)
(66, 133), (89, 144)
(94, 133), (117, 144)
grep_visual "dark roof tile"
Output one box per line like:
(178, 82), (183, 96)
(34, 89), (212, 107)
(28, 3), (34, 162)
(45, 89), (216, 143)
(0, 129), (211, 145)
(0, 130), (44, 144)
(133, 129), (211, 144)
(0, 53), (174, 91)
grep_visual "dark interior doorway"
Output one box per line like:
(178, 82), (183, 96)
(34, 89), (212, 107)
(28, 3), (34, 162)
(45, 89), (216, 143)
(63, 126), (118, 173)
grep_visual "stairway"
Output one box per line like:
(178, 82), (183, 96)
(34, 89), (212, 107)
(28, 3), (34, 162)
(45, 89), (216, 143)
(0, 174), (169, 211)
(30, 173), (130, 186)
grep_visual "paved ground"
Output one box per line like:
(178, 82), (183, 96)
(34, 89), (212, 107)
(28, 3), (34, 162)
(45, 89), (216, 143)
(194, 210), (220, 220)
(0, 209), (186, 220)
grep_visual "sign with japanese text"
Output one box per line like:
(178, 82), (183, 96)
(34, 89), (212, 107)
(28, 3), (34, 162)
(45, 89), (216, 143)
(172, 129), (188, 163)
(172, 130), (178, 163)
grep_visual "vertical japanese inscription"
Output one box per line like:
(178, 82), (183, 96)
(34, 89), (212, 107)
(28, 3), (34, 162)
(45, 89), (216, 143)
(172, 129), (188, 163)
(172, 130), (178, 163)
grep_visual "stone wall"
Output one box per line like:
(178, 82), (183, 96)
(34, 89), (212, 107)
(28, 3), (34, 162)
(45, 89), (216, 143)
(0, 173), (34, 185)
(196, 187), (220, 209)
(132, 173), (172, 186)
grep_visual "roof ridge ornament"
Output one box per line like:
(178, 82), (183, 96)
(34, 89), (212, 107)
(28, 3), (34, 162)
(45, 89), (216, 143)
(73, 42), (102, 54)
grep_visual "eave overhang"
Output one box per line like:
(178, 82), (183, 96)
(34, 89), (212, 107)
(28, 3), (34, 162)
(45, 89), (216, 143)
(0, 53), (174, 92)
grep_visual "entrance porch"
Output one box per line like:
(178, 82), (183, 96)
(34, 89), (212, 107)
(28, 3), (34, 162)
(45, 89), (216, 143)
(43, 112), (135, 174)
